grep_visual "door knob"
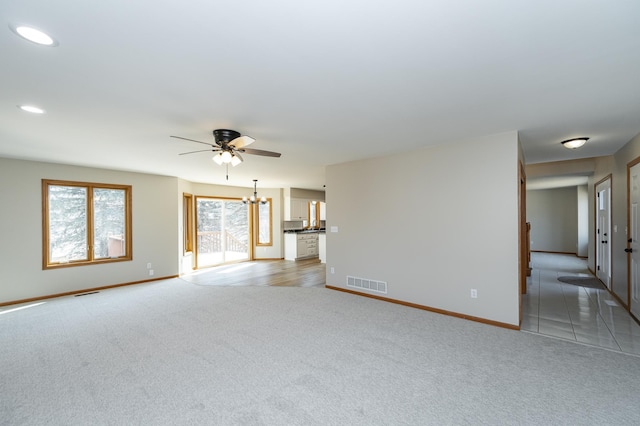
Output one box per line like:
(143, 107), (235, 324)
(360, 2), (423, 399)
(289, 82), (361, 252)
(625, 248), (633, 253)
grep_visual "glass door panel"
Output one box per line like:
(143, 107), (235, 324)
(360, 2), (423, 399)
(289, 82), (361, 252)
(196, 198), (249, 267)
(223, 200), (249, 263)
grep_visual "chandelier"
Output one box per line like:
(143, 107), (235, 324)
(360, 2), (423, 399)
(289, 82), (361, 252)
(243, 179), (267, 205)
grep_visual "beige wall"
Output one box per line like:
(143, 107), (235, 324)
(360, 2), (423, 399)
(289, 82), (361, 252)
(285, 188), (325, 202)
(0, 158), (179, 303)
(526, 187), (579, 254)
(325, 131), (520, 326)
(0, 158), (285, 304)
(577, 185), (589, 257)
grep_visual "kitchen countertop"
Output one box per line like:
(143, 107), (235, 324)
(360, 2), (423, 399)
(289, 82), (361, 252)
(284, 229), (325, 234)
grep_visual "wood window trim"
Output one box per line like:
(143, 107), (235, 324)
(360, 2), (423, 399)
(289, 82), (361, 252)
(256, 198), (273, 246)
(307, 201), (321, 229)
(42, 179), (132, 270)
(183, 193), (194, 254)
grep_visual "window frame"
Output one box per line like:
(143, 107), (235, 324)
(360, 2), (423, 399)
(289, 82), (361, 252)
(42, 179), (132, 269)
(194, 195), (251, 268)
(256, 198), (273, 246)
(183, 193), (194, 253)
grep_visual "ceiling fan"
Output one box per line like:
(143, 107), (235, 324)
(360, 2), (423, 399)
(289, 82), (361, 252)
(171, 129), (281, 167)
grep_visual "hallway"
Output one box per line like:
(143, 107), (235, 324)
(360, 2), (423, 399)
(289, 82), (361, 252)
(522, 252), (640, 356)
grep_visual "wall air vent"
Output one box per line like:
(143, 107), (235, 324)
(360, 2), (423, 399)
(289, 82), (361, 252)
(346, 275), (387, 294)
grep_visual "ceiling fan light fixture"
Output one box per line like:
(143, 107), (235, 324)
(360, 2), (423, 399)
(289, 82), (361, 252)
(230, 154), (242, 167)
(220, 151), (232, 163)
(561, 137), (589, 149)
(173, 129), (281, 174)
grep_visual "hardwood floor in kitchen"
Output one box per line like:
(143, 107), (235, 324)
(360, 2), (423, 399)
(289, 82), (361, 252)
(180, 258), (326, 288)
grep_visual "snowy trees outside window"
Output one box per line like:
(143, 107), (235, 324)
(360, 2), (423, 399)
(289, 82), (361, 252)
(42, 180), (132, 268)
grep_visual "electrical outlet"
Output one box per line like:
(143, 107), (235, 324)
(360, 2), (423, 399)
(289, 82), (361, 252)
(470, 289), (478, 298)
(149, 269), (154, 276)
(330, 267), (335, 274)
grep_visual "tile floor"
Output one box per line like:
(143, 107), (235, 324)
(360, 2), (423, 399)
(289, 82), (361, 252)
(522, 252), (640, 356)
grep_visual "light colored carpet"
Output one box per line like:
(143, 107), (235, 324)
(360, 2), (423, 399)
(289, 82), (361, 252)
(1, 278), (639, 425)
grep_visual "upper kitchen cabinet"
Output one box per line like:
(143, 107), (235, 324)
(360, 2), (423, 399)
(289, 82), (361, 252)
(285, 197), (309, 221)
(319, 201), (326, 221)
(283, 188), (325, 222)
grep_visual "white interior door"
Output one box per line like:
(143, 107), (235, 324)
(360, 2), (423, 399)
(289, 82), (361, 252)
(596, 179), (611, 288)
(630, 164), (640, 318)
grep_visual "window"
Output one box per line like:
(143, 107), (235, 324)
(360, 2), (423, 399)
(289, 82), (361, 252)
(42, 180), (132, 269)
(183, 193), (193, 253)
(256, 199), (273, 246)
(309, 201), (318, 229)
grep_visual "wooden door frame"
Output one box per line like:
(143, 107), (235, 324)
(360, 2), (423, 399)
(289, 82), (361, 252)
(518, 160), (527, 324)
(193, 195), (253, 269)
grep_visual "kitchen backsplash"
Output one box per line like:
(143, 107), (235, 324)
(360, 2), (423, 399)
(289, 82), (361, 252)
(283, 220), (306, 230)
(284, 220), (326, 230)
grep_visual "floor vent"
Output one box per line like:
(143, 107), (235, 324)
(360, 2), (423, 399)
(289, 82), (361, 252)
(346, 275), (387, 294)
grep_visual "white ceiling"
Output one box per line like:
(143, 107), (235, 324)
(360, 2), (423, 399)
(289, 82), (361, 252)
(526, 175), (589, 191)
(2, 1), (640, 190)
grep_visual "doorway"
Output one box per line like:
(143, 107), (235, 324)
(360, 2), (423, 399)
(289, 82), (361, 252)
(628, 161), (640, 318)
(595, 177), (611, 289)
(195, 197), (250, 268)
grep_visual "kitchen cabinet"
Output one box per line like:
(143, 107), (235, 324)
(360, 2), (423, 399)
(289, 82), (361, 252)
(296, 237), (308, 258)
(319, 202), (326, 221)
(284, 232), (319, 260)
(284, 233), (297, 260)
(285, 197), (309, 221)
(304, 233), (318, 256)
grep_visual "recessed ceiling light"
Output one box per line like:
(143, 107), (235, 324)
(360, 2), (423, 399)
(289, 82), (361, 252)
(18, 105), (46, 114)
(9, 24), (58, 46)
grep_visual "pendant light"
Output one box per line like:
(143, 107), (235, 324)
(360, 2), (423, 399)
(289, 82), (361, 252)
(243, 179), (267, 205)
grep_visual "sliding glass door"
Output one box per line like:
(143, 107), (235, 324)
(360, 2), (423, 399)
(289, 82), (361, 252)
(195, 197), (250, 268)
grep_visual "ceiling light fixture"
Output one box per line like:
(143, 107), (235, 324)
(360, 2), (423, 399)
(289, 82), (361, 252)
(243, 179), (267, 205)
(212, 150), (242, 166)
(561, 137), (589, 149)
(18, 105), (46, 114)
(10, 24), (58, 46)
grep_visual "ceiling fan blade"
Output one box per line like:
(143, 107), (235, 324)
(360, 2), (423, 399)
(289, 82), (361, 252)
(230, 135), (256, 149)
(170, 135), (214, 146)
(179, 148), (219, 155)
(240, 148), (281, 158)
